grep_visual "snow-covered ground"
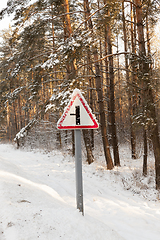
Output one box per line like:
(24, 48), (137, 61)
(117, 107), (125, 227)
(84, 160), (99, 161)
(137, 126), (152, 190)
(0, 143), (160, 240)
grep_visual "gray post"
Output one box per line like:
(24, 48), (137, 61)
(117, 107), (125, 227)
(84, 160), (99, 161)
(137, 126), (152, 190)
(74, 129), (84, 215)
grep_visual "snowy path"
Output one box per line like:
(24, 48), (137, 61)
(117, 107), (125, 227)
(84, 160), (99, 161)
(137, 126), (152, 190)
(0, 144), (160, 240)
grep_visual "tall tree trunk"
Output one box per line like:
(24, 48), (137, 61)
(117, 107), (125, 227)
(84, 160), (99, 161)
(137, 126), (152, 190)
(83, 129), (94, 164)
(89, 78), (94, 149)
(143, 128), (147, 176)
(51, 9), (62, 148)
(84, 0), (114, 169)
(13, 102), (18, 136)
(62, 0), (76, 153)
(18, 95), (23, 130)
(130, 0), (138, 117)
(146, 14), (151, 56)
(84, 1), (95, 149)
(134, 0), (160, 189)
(123, 2), (137, 159)
(63, 0), (94, 162)
(103, 0), (111, 138)
(6, 101), (11, 141)
(116, 35), (123, 132)
(107, 11), (120, 166)
(63, 0), (72, 38)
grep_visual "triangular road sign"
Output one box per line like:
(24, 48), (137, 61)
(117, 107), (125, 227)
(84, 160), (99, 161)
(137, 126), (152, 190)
(57, 89), (99, 130)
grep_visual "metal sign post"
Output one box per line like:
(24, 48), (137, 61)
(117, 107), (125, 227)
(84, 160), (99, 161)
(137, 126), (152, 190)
(57, 89), (99, 216)
(70, 106), (84, 214)
(74, 129), (84, 215)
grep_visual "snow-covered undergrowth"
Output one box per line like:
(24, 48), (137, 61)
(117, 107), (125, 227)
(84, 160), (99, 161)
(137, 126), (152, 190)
(0, 143), (160, 240)
(105, 146), (157, 202)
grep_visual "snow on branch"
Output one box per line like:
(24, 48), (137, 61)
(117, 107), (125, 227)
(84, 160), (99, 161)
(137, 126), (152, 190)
(14, 99), (52, 148)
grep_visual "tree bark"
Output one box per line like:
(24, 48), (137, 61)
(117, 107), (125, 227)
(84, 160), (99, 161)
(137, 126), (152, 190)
(83, 2), (95, 149)
(89, 78), (94, 149)
(123, 2), (137, 159)
(103, 0), (111, 137)
(143, 128), (147, 176)
(83, 129), (94, 164)
(134, 0), (160, 189)
(84, 0), (114, 169)
(107, 10), (120, 166)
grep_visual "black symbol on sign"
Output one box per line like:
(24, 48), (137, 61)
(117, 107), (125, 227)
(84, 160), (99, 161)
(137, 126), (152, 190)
(70, 106), (80, 125)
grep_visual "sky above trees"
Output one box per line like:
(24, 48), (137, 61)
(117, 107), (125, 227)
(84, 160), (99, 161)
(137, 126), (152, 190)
(0, 0), (11, 41)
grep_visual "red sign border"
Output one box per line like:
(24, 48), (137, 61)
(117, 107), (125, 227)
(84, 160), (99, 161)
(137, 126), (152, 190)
(57, 91), (99, 130)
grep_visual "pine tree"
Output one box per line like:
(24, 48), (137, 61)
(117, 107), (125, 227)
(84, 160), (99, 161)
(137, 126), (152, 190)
(83, 0), (114, 169)
(134, 0), (160, 189)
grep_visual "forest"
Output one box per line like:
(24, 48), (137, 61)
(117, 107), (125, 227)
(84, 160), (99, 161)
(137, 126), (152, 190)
(0, 0), (160, 189)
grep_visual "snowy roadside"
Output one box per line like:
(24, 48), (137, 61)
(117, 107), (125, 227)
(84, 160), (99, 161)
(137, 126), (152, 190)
(0, 143), (160, 240)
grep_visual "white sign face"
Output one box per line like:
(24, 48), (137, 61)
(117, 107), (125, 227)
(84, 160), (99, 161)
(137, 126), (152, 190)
(57, 89), (99, 130)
